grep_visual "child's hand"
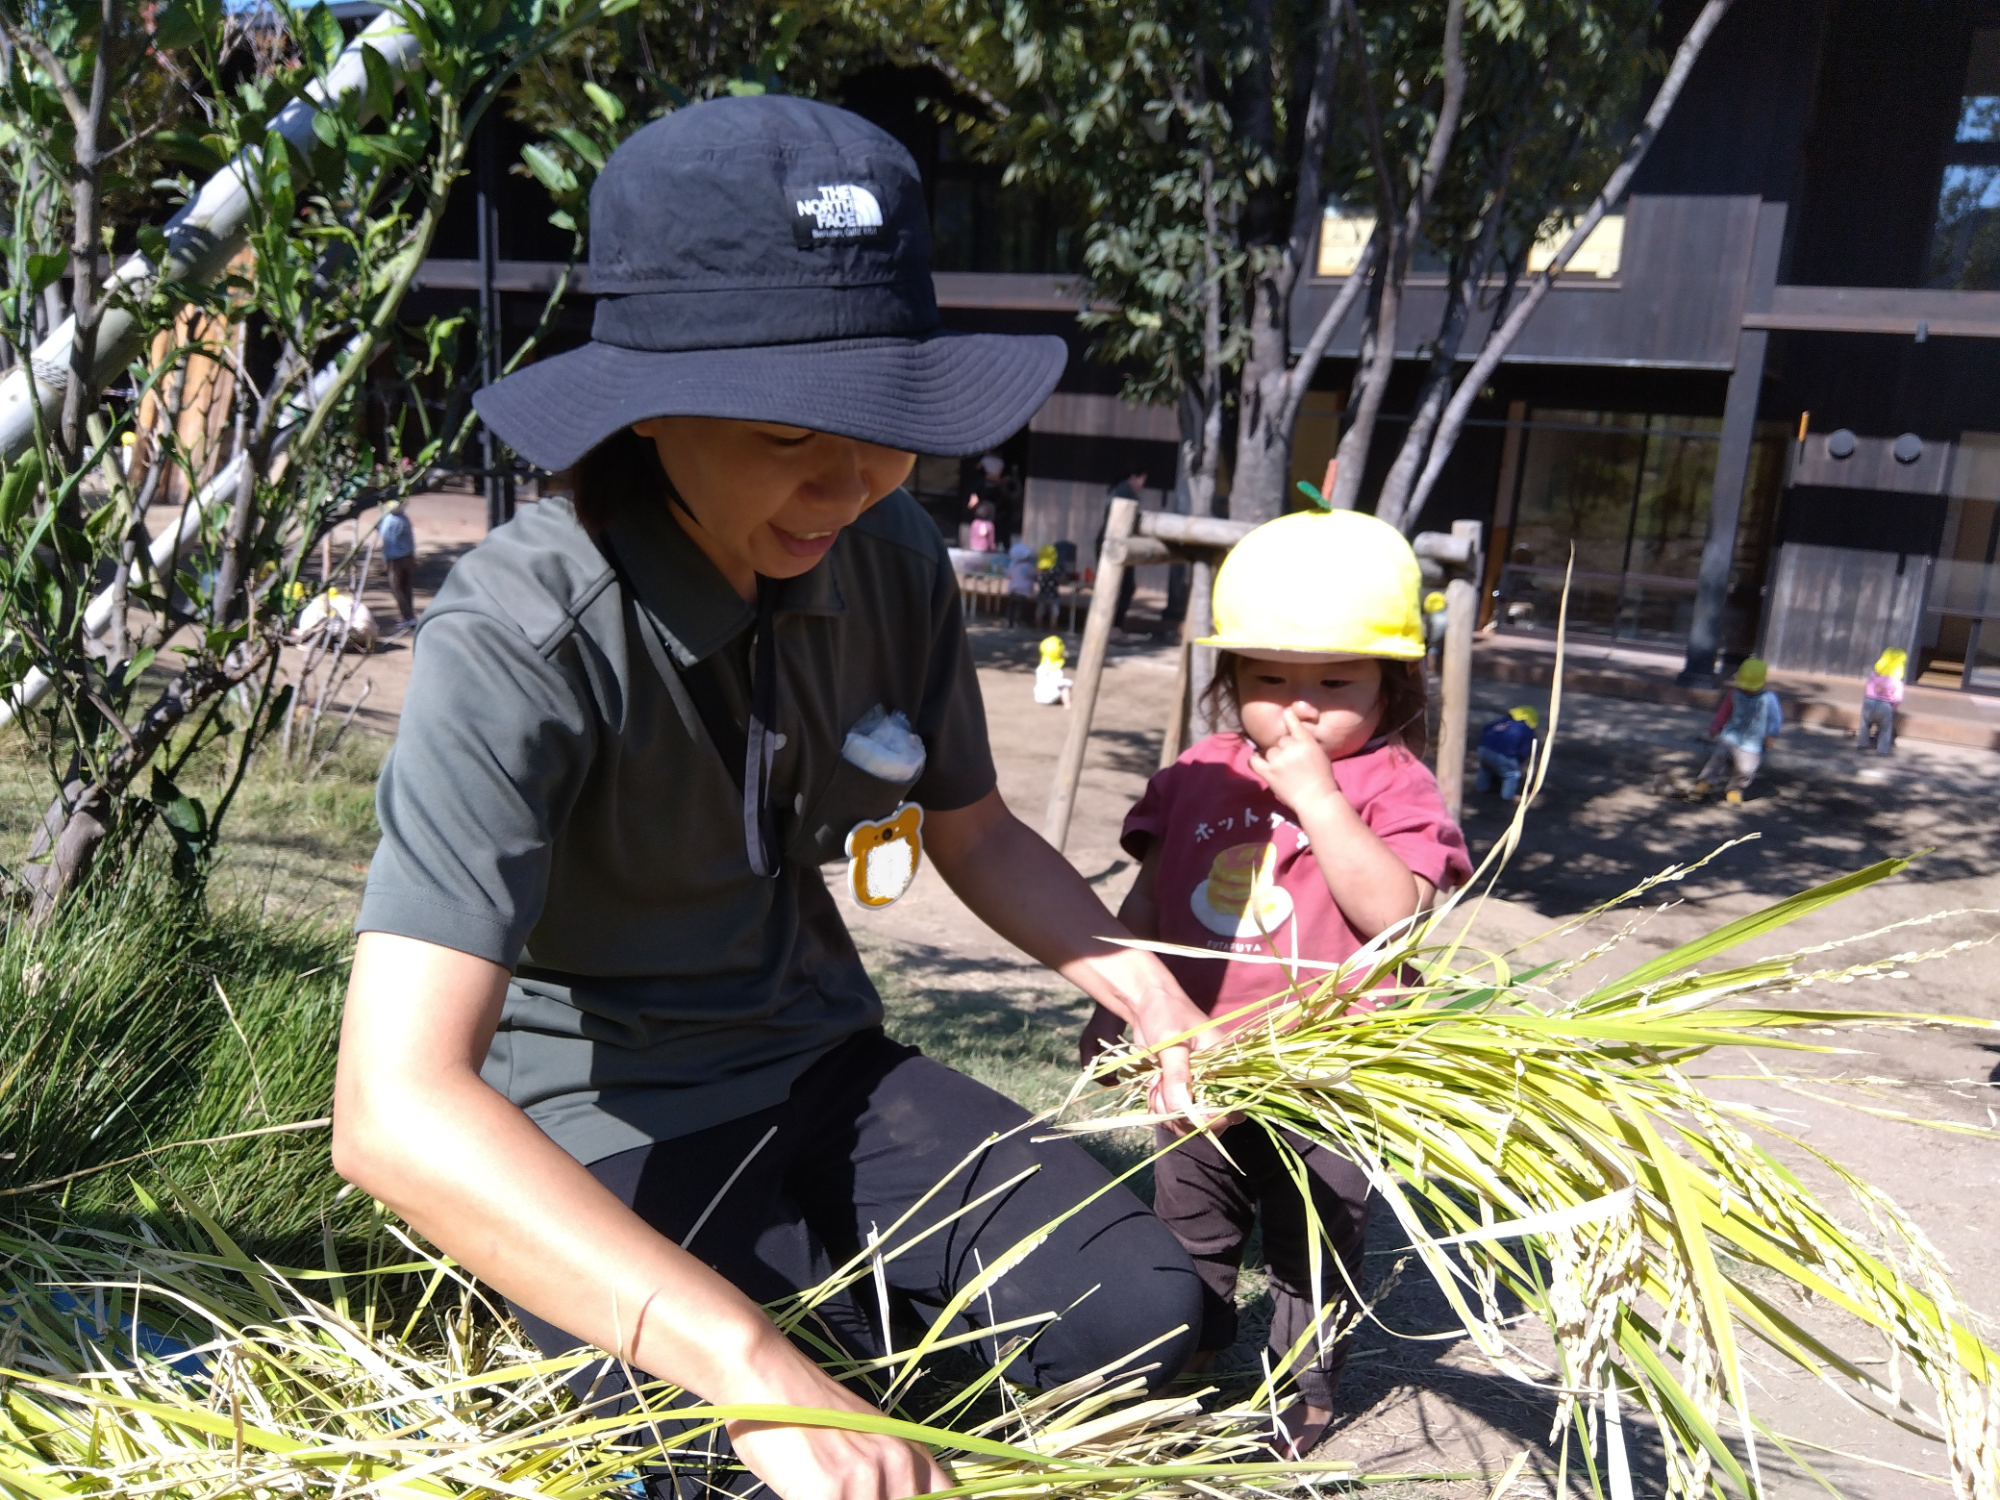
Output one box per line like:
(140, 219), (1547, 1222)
(1079, 1003), (1127, 1068)
(1249, 709), (1344, 819)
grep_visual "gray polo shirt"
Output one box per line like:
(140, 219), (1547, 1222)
(356, 489), (995, 1164)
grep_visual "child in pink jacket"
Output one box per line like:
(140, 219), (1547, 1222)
(1859, 648), (1905, 757)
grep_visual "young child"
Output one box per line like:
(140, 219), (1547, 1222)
(1033, 633), (1073, 707)
(378, 497), (418, 635)
(1080, 511), (1472, 1457)
(1696, 656), (1782, 804)
(1421, 588), (1448, 669)
(1474, 705), (1539, 800)
(1859, 648), (1905, 756)
(1034, 542), (1064, 630)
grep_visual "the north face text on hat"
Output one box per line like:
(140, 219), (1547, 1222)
(792, 183), (885, 246)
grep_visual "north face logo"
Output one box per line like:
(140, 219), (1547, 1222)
(792, 183), (884, 245)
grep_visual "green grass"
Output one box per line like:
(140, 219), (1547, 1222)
(0, 871), (354, 1258)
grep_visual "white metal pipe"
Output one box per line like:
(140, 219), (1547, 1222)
(0, 335), (360, 727)
(0, 12), (419, 462)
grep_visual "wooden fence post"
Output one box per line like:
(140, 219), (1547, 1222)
(1436, 577), (1476, 818)
(1043, 497), (1136, 851)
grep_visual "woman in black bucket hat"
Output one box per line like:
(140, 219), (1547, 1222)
(333, 96), (1220, 1499)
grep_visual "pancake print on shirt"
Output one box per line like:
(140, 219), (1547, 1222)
(1191, 839), (1295, 939)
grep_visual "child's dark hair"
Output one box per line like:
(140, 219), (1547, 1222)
(571, 426), (677, 536)
(1199, 650), (1430, 756)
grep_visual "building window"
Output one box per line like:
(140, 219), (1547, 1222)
(1494, 411), (1786, 649)
(1927, 27), (2000, 289)
(1315, 204), (1624, 280)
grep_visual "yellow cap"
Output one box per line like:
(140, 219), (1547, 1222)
(1423, 590), (1447, 614)
(1199, 511), (1425, 661)
(1874, 648), (1906, 679)
(1037, 543), (1057, 570)
(1039, 635), (1066, 666)
(1509, 705), (1539, 730)
(1735, 657), (1768, 692)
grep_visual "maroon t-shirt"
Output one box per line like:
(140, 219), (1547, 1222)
(1121, 732), (1471, 1025)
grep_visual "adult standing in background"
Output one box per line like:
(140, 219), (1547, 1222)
(1094, 469), (1148, 639)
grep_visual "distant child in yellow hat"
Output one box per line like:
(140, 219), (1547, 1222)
(1421, 588), (1449, 667)
(1474, 705), (1540, 800)
(1859, 647), (1905, 756)
(1696, 657), (1782, 804)
(1032, 633), (1072, 707)
(1033, 542), (1064, 630)
(1079, 510), (1473, 1458)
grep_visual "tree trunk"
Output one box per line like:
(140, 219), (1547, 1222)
(23, 780), (110, 923)
(1328, 247), (1401, 509)
(1371, 276), (1469, 534)
(1226, 0), (1345, 524)
(58, 0), (115, 464)
(1399, 0), (1737, 524)
(20, 640), (275, 921)
(1374, 149), (1514, 532)
(1230, 302), (1297, 525)
(1325, 0), (1466, 513)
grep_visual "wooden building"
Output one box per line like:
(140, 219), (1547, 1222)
(1285, 0), (2000, 689)
(410, 0), (2000, 690)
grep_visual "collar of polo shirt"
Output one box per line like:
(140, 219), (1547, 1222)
(606, 497), (848, 664)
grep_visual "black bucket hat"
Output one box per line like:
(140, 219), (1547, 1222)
(473, 96), (1068, 471)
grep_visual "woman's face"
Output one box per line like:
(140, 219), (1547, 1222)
(632, 416), (917, 599)
(1236, 656), (1384, 761)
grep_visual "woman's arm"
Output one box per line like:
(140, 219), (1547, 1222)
(334, 933), (950, 1500)
(1078, 843), (1164, 1065)
(1250, 712), (1436, 940)
(923, 790), (1220, 1112)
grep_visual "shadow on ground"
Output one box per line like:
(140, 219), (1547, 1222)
(1458, 679), (2000, 912)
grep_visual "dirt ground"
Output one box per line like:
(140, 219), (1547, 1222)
(325, 496), (2000, 1498)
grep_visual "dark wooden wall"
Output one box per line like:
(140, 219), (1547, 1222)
(1762, 542), (1932, 674)
(1787, 0), (1982, 288)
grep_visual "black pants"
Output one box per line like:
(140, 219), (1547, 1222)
(1113, 566), (1138, 628)
(1150, 1121), (1370, 1409)
(513, 1030), (1202, 1413)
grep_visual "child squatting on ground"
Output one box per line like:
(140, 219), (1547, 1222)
(1859, 648), (1905, 756)
(1080, 511), (1473, 1459)
(1034, 634), (1073, 708)
(1474, 705), (1539, 800)
(1697, 656), (1782, 804)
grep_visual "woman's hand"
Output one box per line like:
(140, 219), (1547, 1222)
(925, 790), (1223, 1124)
(1248, 708), (1345, 822)
(724, 1330), (953, 1500)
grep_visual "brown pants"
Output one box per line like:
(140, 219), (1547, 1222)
(1151, 1121), (1371, 1408)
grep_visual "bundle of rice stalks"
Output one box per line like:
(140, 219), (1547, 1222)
(0, 1190), (1405, 1498)
(1076, 668), (2000, 1497)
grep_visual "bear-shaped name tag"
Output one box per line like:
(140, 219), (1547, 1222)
(844, 803), (924, 909)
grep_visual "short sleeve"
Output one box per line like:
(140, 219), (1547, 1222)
(356, 610), (597, 966)
(1120, 766), (1177, 861)
(1347, 749), (1474, 893)
(907, 548), (998, 813)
